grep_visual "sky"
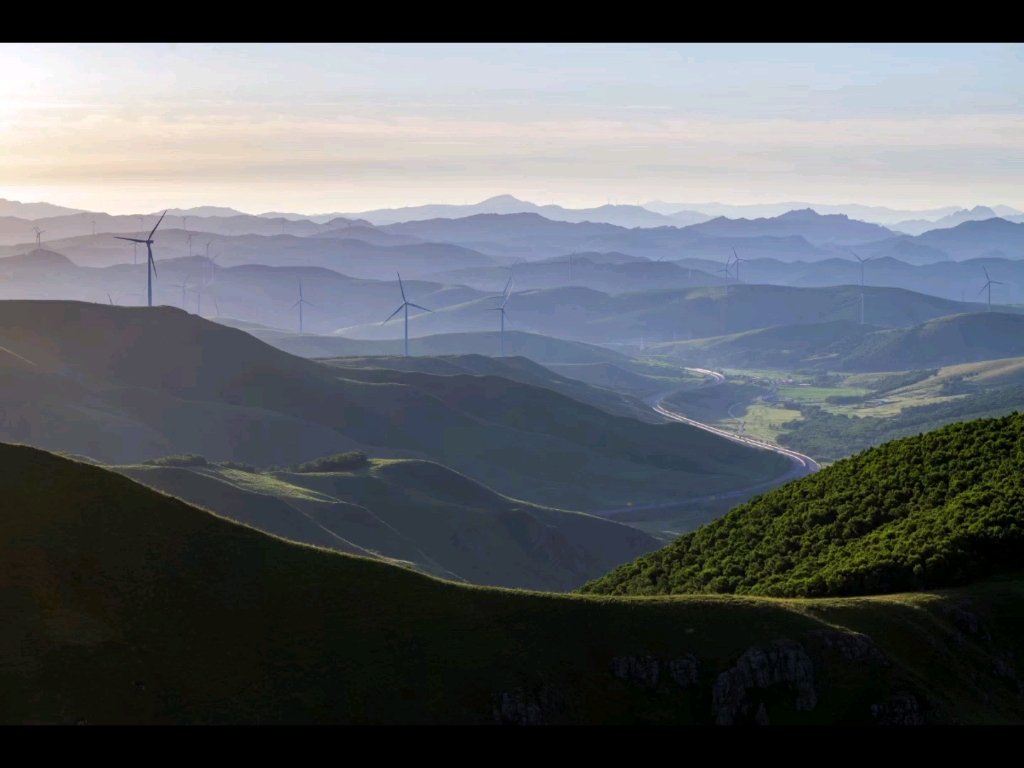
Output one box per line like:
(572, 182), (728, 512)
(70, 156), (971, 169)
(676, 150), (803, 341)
(1, 43), (1023, 215)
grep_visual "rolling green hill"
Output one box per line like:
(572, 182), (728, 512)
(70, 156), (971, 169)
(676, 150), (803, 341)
(320, 354), (653, 419)
(115, 457), (659, 591)
(659, 320), (881, 369)
(582, 413), (1024, 599)
(658, 313), (1024, 373)
(214, 324), (639, 367)
(839, 313), (1024, 372)
(0, 301), (788, 511)
(3, 442), (1023, 724)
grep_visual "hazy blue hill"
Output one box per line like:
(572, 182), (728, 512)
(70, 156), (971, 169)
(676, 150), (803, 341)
(341, 283), (993, 343)
(4, 441), (1023, 724)
(685, 209), (893, 245)
(0, 301), (788, 510)
(227, 326), (639, 367)
(661, 312), (1024, 372)
(840, 313), (1024, 371)
(662, 320), (882, 369)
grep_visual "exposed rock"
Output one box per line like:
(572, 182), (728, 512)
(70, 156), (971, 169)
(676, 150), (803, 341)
(669, 655), (700, 687)
(712, 640), (817, 725)
(493, 686), (559, 725)
(755, 701), (771, 725)
(871, 692), (924, 725)
(941, 605), (991, 641)
(810, 630), (889, 666)
(610, 656), (659, 687)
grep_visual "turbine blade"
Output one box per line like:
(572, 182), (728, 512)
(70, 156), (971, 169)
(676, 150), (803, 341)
(382, 305), (404, 325)
(149, 253), (158, 278)
(984, 267), (990, 280)
(107, 293), (113, 305)
(407, 303), (431, 312)
(397, 272), (406, 301)
(148, 210), (167, 240)
(114, 237), (146, 243)
(291, 301), (301, 310)
(978, 285), (988, 295)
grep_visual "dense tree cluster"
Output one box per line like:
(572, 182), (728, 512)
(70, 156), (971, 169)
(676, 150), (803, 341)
(290, 451), (369, 473)
(580, 412), (1024, 598)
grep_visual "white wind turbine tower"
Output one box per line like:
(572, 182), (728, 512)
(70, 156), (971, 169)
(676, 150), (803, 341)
(382, 273), (431, 357)
(850, 250), (874, 287)
(850, 250), (874, 324)
(173, 276), (190, 310)
(979, 267), (1004, 312)
(114, 210), (167, 307)
(489, 270), (515, 356)
(291, 279), (315, 333)
(731, 247), (749, 283)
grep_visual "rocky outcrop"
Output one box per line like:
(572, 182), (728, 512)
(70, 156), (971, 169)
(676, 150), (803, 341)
(610, 656), (660, 687)
(712, 641), (817, 725)
(610, 654), (699, 688)
(669, 656), (700, 687)
(871, 692), (924, 725)
(810, 630), (889, 665)
(941, 604), (991, 641)
(493, 686), (560, 725)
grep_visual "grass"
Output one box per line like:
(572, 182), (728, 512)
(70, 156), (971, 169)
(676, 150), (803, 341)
(114, 457), (662, 592)
(3, 442), (1024, 724)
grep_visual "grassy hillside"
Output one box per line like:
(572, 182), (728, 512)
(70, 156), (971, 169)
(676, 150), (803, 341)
(660, 320), (881, 370)
(3, 442), (1024, 724)
(115, 458), (660, 591)
(839, 313), (1024, 371)
(322, 354), (655, 420)
(215, 325), (637, 366)
(656, 313), (1024, 373)
(583, 413), (1024, 599)
(0, 301), (788, 511)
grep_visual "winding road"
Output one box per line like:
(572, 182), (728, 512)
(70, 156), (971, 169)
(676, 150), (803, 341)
(594, 367), (819, 520)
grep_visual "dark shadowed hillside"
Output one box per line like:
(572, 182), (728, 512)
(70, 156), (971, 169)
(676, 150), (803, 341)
(2, 442), (1023, 724)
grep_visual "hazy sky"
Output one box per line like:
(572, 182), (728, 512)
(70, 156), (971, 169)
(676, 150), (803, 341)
(2, 43), (1023, 214)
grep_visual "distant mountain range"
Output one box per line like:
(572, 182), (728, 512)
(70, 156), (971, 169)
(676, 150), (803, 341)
(325, 195), (702, 229)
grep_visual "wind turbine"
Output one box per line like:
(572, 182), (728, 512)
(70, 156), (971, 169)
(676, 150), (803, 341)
(186, 232), (197, 257)
(107, 293), (116, 305)
(291, 279), (314, 333)
(731, 247), (749, 283)
(850, 250), (873, 286)
(195, 277), (211, 317)
(114, 210), (167, 307)
(173, 276), (190, 309)
(33, 227), (44, 249)
(717, 257), (732, 297)
(489, 271), (515, 356)
(978, 267), (1004, 312)
(91, 217), (96, 236)
(182, 215), (189, 232)
(208, 251), (223, 283)
(382, 272), (431, 357)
